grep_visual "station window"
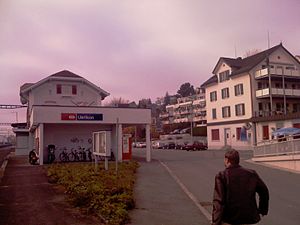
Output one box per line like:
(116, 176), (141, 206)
(72, 85), (77, 95)
(56, 84), (62, 94)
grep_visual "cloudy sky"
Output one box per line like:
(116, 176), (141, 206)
(0, 0), (300, 123)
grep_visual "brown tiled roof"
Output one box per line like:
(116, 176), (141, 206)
(201, 44), (283, 87)
(200, 75), (217, 87)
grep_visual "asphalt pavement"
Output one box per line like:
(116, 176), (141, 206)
(1, 148), (300, 225)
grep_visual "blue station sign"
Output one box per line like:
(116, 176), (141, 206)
(77, 113), (103, 121)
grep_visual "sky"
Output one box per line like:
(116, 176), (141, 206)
(0, 0), (300, 124)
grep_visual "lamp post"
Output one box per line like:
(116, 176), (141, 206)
(190, 101), (194, 142)
(11, 111), (19, 123)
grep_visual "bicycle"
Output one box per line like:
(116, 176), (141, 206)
(85, 147), (93, 161)
(59, 147), (69, 162)
(68, 148), (81, 162)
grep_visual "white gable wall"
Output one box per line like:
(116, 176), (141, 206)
(30, 80), (102, 108)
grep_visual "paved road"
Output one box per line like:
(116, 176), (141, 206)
(133, 148), (300, 225)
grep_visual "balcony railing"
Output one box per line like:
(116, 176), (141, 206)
(255, 67), (300, 79)
(252, 110), (300, 122)
(159, 113), (170, 118)
(254, 136), (300, 157)
(256, 88), (300, 98)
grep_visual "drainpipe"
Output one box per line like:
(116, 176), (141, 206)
(282, 73), (287, 115)
(267, 57), (273, 115)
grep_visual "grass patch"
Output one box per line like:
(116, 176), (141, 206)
(47, 161), (139, 225)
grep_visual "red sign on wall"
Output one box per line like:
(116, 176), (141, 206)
(61, 113), (76, 120)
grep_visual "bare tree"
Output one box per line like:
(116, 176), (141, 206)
(243, 49), (261, 58)
(104, 97), (130, 106)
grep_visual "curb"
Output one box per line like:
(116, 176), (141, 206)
(0, 152), (14, 182)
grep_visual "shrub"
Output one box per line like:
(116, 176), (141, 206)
(47, 161), (139, 225)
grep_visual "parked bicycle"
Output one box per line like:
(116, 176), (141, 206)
(68, 148), (78, 162)
(85, 147), (93, 161)
(59, 147), (69, 162)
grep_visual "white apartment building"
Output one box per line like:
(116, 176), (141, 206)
(159, 90), (206, 127)
(13, 70), (151, 164)
(202, 44), (300, 150)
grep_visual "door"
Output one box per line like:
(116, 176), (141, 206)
(224, 128), (231, 146)
(263, 125), (269, 140)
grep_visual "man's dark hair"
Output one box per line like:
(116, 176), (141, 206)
(225, 149), (240, 165)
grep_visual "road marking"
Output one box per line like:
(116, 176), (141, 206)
(159, 160), (212, 222)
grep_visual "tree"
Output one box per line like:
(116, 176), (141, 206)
(164, 92), (170, 106)
(104, 97), (129, 106)
(243, 49), (261, 58)
(177, 83), (195, 97)
(138, 98), (152, 108)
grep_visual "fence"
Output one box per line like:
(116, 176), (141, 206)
(254, 137), (300, 157)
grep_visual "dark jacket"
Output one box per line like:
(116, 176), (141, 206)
(212, 165), (269, 225)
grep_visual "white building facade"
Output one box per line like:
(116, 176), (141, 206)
(14, 70), (152, 164)
(202, 44), (300, 150)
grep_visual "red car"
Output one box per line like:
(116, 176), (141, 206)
(183, 141), (208, 151)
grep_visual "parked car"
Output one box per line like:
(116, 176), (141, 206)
(180, 128), (190, 134)
(136, 142), (146, 148)
(183, 141), (208, 151)
(163, 142), (176, 149)
(152, 141), (165, 149)
(171, 129), (181, 134)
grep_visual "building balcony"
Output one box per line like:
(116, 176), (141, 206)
(255, 68), (300, 79)
(256, 88), (300, 98)
(174, 118), (189, 123)
(159, 113), (170, 118)
(252, 110), (300, 122)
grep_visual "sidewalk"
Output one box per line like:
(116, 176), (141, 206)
(0, 156), (101, 225)
(0, 155), (211, 225)
(130, 157), (210, 225)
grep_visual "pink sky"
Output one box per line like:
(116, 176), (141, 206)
(0, 0), (300, 123)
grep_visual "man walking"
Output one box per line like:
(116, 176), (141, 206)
(212, 149), (269, 225)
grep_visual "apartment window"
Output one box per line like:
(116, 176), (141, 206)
(56, 84), (62, 94)
(72, 85), (77, 95)
(222, 106), (231, 118)
(211, 129), (220, 141)
(221, 88), (230, 99)
(235, 104), (245, 116)
(210, 91), (217, 102)
(234, 83), (244, 96)
(219, 70), (230, 82)
(212, 108), (217, 119)
(257, 82), (262, 89)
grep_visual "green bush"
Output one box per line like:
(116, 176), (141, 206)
(47, 162), (139, 225)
